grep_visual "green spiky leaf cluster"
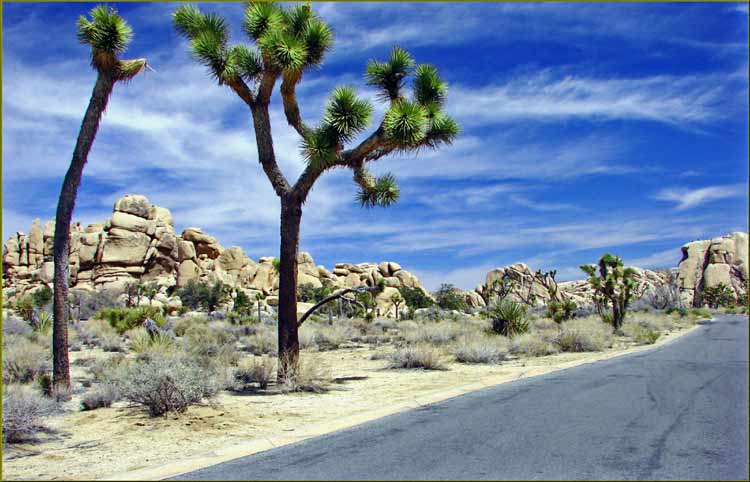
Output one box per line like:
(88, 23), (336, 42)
(77, 5), (133, 69)
(301, 128), (338, 170)
(357, 173), (400, 208)
(366, 47), (414, 101)
(323, 87), (373, 142)
(384, 100), (428, 146)
(413, 64), (447, 108)
(245, 1), (332, 72)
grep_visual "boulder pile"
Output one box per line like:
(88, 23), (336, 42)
(2, 195), (430, 317)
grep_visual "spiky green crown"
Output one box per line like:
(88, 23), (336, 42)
(174, 2), (332, 85)
(77, 5), (133, 70)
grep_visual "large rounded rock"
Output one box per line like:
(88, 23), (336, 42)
(111, 211), (151, 233)
(100, 230), (150, 265)
(114, 194), (151, 219)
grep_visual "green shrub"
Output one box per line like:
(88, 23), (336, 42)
(690, 307), (712, 319)
(622, 323), (660, 345)
(232, 289), (252, 315)
(434, 284), (468, 311)
(298, 282), (334, 304)
(94, 306), (165, 334)
(399, 286), (435, 310)
(701, 282), (735, 309)
(724, 306), (738, 315)
(14, 296), (35, 322)
(32, 286), (53, 308)
(388, 344), (444, 370)
(176, 280), (230, 312)
(547, 299), (577, 324)
(488, 300), (529, 337)
(666, 306), (688, 318)
(556, 317), (613, 352)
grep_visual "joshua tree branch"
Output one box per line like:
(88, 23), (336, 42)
(280, 73), (308, 137)
(298, 286), (375, 327)
(251, 103), (291, 197)
(228, 78), (255, 107)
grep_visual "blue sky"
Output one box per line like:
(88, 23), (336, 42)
(2, 2), (748, 290)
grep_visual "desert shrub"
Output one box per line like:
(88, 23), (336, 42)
(98, 332), (126, 352)
(2, 336), (50, 384)
(510, 332), (559, 357)
(128, 328), (175, 354)
(278, 357), (329, 393)
(298, 283), (334, 304)
(724, 305), (738, 314)
(81, 383), (119, 411)
(88, 354), (128, 383)
(399, 286), (435, 310)
(232, 357), (276, 391)
(35, 373), (71, 402)
(232, 288), (253, 315)
(666, 306), (688, 318)
(488, 300), (529, 337)
(95, 306), (165, 334)
(404, 322), (461, 345)
(14, 295), (36, 321)
(2, 384), (57, 444)
(74, 289), (122, 320)
(556, 317), (613, 352)
(112, 354), (219, 417)
(241, 326), (277, 355)
(453, 335), (508, 364)
(3, 316), (32, 338)
(171, 314), (209, 337)
(434, 284), (468, 312)
(547, 299), (577, 324)
(182, 323), (239, 368)
(690, 307), (712, 319)
(177, 280), (230, 312)
(388, 344), (444, 370)
(622, 322), (660, 345)
(32, 286), (53, 308)
(34, 311), (53, 336)
(701, 282), (735, 309)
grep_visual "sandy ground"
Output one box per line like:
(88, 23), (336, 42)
(1, 322), (700, 481)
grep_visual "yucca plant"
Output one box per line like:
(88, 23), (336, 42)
(580, 254), (642, 332)
(52, 5), (148, 390)
(174, 2), (458, 379)
(489, 300), (530, 337)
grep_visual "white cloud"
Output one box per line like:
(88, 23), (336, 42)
(653, 184), (747, 211)
(628, 248), (682, 269)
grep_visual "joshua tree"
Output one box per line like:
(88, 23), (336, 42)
(390, 292), (404, 320)
(255, 292), (266, 322)
(580, 254), (641, 332)
(174, 2), (458, 377)
(53, 6), (148, 389)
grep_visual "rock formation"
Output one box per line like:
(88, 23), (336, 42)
(2, 195), (430, 317)
(677, 232), (748, 307)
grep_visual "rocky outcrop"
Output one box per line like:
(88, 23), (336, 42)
(677, 232), (748, 307)
(558, 267), (673, 307)
(2, 194), (429, 317)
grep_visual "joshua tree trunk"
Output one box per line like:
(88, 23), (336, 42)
(53, 73), (115, 389)
(277, 197), (302, 379)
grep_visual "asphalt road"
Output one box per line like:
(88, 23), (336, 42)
(175, 315), (748, 480)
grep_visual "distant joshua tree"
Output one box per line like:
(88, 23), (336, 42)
(581, 254), (642, 332)
(53, 6), (148, 390)
(174, 2), (458, 378)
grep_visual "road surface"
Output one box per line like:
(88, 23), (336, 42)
(175, 314), (748, 480)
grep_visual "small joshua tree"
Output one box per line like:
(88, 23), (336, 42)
(390, 292), (404, 320)
(174, 2), (458, 377)
(701, 282), (735, 309)
(53, 6), (148, 389)
(580, 254), (641, 332)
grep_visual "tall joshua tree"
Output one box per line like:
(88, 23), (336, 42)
(53, 6), (147, 389)
(174, 2), (458, 377)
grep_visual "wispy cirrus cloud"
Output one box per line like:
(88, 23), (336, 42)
(653, 184), (747, 211)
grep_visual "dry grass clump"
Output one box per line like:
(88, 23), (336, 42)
(2, 316), (32, 338)
(278, 357), (330, 393)
(80, 383), (119, 411)
(2, 336), (50, 384)
(241, 325), (277, 356)
(621, 322), (660, 345)
(232, 356), (276, 391)
(299, 323), (353, 351)
(2, 384), (57, 444)
(388, 343), (445, 370)
(510, 332), (559, 357)
(556, 316), (613, 352)
(403, 322), (462, 345)
(453, 334), (509, 364)
(111, 353), (219, 417)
